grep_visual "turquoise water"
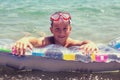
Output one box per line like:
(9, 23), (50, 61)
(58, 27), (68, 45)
(0, 0), (120, 43)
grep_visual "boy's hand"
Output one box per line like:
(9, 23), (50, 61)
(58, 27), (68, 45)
(12, 38), (33, 56)
(80, 41), (98, 55)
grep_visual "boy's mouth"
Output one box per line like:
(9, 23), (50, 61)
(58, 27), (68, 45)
(58, 36), (66, 38)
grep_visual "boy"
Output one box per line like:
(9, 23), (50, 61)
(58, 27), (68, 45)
(13, 11), (98, 56)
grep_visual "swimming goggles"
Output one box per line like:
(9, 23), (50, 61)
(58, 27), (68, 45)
(50, 12), (71, 21)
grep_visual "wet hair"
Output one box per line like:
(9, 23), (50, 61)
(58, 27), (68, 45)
(50, 11), (71, 27)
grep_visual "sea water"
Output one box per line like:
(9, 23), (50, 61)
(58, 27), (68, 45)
(0, 0), (120, 43)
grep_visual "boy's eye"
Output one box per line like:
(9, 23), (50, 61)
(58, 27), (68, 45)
(64, 28), (67, 31)
(55, 28), (60, 31)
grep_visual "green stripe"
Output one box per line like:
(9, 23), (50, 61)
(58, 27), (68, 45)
(0, 48), (11, 53)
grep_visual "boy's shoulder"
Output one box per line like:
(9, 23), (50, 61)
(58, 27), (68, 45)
(38, 36), (55, 44)
(68, 38), (81, 43)
(67, 38), (81, 47)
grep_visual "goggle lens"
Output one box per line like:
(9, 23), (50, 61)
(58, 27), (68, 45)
(50, 12), (71, 21)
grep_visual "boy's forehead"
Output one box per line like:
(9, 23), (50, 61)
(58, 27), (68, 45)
(52, 20), (70, 27)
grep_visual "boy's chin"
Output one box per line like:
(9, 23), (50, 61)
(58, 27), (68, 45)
(58, 39), (66, 43)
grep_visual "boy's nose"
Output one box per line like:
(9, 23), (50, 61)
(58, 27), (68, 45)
(59, 30), (65, 35)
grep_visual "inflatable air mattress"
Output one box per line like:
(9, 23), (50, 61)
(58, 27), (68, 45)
(0, 38), (120, 72)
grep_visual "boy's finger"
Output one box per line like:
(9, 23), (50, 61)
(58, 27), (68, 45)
(16, 42), (21, 56)
(79, 45), (84, 50)
(20, 43), (24, 56)
(28, 43), (33, 50)
(23, 44), (27, 55)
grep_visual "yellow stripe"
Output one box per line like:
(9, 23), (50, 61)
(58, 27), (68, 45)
(91, 53), (96, 61)
(63, 53), (75, 60)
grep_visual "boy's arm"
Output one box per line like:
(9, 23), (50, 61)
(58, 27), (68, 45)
(70, 39), (98, 54)
(12, 37), (47, 56)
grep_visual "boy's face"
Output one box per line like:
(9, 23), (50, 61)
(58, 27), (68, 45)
(50, 21), (71, 44)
